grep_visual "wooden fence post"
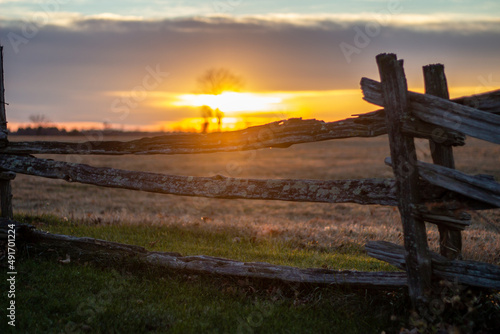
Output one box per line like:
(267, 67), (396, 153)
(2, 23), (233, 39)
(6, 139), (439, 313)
(376, 53), (431, 307)
(423, 64), (462, 260)
(0, 45), (14, 220)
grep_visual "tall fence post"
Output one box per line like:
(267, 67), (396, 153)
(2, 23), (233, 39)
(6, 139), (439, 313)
(423, 64), (462, 260)
(0, 45), (14, 220)
(376, 53), (431, 307)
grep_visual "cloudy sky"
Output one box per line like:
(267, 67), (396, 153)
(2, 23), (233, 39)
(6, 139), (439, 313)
(1, 0), (500, 131)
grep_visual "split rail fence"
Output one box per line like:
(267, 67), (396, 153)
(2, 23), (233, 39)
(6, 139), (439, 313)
(1, 49), (500, 306)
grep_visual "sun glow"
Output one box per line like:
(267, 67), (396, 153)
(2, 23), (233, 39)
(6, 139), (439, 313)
(145, 88), (372, 132)
(173, 92), (283, 113)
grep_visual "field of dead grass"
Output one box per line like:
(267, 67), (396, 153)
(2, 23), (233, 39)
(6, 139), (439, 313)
(9, 134), (500, 265)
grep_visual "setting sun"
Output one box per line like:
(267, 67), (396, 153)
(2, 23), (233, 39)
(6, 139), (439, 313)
(173, 92), (283, 114)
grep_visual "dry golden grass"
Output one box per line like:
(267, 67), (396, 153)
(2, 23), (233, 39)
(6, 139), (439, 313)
(10, 134), (500, 265)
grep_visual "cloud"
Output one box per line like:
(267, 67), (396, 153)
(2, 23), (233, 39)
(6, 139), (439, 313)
(0, 16), (499, 129)
(0, 0), (34, 3)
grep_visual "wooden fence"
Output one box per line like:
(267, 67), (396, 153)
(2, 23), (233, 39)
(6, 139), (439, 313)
(1, 48), (500, 307)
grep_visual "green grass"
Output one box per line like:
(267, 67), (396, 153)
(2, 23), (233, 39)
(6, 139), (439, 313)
(16, 213), (396, 272)
(0, 257), (405, 333)
(3, 214), (499, 333)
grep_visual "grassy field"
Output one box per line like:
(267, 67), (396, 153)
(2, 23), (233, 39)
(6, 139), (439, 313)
(2, 215), (410, 333)
(9, 135), (500, 264)
(2, 134), (500, 332)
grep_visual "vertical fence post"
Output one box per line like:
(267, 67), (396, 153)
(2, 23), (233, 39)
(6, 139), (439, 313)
(0, 45), (14, 220)
(376, 53), (431, 307)
(423, 64), (462, 260)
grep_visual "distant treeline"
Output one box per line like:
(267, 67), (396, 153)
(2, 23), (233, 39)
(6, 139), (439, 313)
(11, 126), (167, 137)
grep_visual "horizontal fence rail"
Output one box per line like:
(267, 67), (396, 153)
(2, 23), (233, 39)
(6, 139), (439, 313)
(3, 116), (387, 155)
(3, 221), (408, 289)
(451, 90), (500, 114)
(384, 157), (500, 208)
(365, 241), (500, 289)
(361, 78), (500, 115)
(416, 159), (500, 207)
(0, 153), (495, 212)
(361, 78), (500, 144)
(0, 153), (399, 205)
(3, 87), (499, 156)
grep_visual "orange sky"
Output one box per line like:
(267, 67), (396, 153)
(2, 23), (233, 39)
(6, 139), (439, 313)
(7, 85), (500, 132)
(2, 15), (500, 132)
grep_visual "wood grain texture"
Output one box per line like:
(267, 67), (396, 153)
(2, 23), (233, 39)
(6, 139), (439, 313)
(0, 153), (399, 206)
(366, 241), (500, 290)
(1, 152), (494, 212)
(376, 53), (432, 305)
(416, 160), (500, 208)
(3, 116), (388, 155)
(361, 77), (500, 114)
(423, 64), (462, 260)
(361, 77), (500, 144)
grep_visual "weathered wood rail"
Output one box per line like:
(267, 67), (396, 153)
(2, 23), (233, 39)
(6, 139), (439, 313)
(362, 78), (500, 144)
(4, 87), (499, 156)
(2, 220), (408, 289)
(365, 241), (500, 290)
(0, 153), (399, 205)
(1, 47), (499, 307)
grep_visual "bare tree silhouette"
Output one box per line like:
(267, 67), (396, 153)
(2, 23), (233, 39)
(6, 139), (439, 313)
(29, 114), (51, 128)
(29, 114), (52, 135)
(197, 68), (244, 132)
